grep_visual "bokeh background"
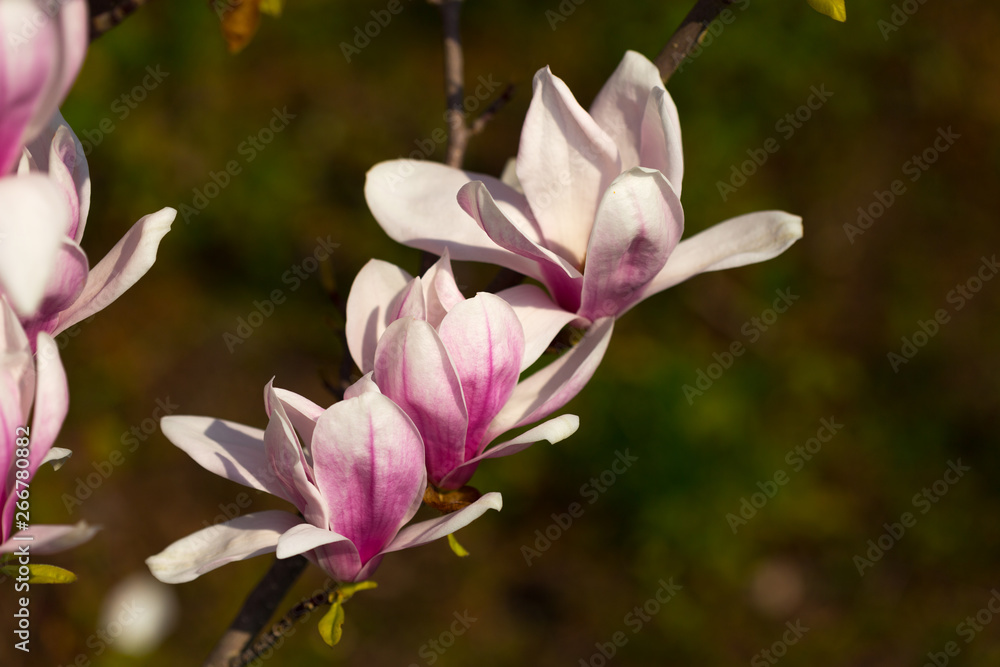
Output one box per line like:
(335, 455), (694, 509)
(4, 0), (1000, 664)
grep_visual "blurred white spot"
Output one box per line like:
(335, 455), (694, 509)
(100, 572), (179, 656)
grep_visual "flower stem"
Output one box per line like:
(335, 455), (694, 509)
(654, 0), (736, 83)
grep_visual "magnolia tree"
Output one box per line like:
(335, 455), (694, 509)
(1, 0), (849, 663)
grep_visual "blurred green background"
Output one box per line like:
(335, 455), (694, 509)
(4, 0), (1000, 664)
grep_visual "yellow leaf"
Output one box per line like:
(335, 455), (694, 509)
(807, 0), (846, 22)
(447, 533), (470, 557)
(318, 601), (345, 647)
(259, 0), (284, 17)
(0, 563), (78, 584)
(338, 580), (377, 602)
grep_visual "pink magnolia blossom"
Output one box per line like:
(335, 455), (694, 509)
(7, 113), (175, 341)
(365, 51), (803, 323)
(346, 251), (606, 490)
(0, 0), (90, 316)
(146, 378), (501, 584)
(0, 298), (97, 555)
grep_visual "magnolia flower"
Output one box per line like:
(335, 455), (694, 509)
(365, 51), (803, 324)
(10, 113), (175, 342)
(346, 251), (603, 489)
(0, 0), (88, 316)
(0, 298), (97, 555)
(147, 378), (501, 584)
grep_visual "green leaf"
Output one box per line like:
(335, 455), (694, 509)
(338, 580), (377, 602)
(259, 0), (284, 16)
(447, 533), (470, 557)
(318, 601), (345, 647)
(0, 563), (77, 584)
(807, 0), (846, 22)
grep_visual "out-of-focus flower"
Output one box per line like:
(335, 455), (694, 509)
(0, 298), (97, 555)
(365, 51), (802, 324)
(8, 113), (175, 342)
(99, 572), (180, 656)
(0, 0), (88, 316)
(346, 251), (597, 489)
(146, 378), (502, 584)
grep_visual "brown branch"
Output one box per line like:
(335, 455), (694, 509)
(202, 555), (309, 667)
(88, 0), (150, 41)
(233, 579), (337, 667)
(653, 0), (735, 83)
(436, 0), (469, 169)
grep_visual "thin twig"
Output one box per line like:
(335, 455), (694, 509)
(438, 0), (468, 169)
(202, 555), (309, 667)
(653, 0), (735, 83)
(89, 0), (150, 41)
(233, 579), (337, 667)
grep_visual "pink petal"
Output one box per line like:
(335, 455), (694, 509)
(420, 249), (465, 329)
(391, 276), (427, 322)
(160, 415), (293, 502)
(437, 294), (524, 469)
(36, 116), (89, 240)
(364, 160), (541, 277)
(640, 87), (684, 195)
(374, 318), (467, 487)
(578, 168), (683, 321)
(1, 521), (98, 556)
(275, 523), (364, 582)
(440, 415), (578, 489)
(458, 180), (583, 313)
(345, 259), (412, 375)
(343, 373), (380, 400)
(20, 239), (88, 340)
(54, 207), (175, 333)
(515, 66), (621, 267)
(310, 391), (426, 564)
(633, 211), (804, 311)
(263, 383), (328, 528)
(0, 173), (71, 315)
(382, 491), (502, 554)
(496, 284), (577, 371)
(486, 317), (614, 440)
(265, 383), (324, 447)
(146, 511), (304, 584)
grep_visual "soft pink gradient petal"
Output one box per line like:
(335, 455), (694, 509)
(343, 373), (380, 400)
(265, 384), (324, 450)
(160, 415), (293, 502)
(515, 66), (621, 267)
(310, 392), (426, 565)
(0, 173), (71, 315)
(382, 492), (502, 554)
(631, 211), (804, 312)
(345, 259), (412, 374)
(439, 415), (579, 489)
(487, 317), (614, 440)
(578, 168), (683, 321)
(373, 318), (467, 486)
(38, 118), (89, 240)
(420, 249), (465, 328)
(20, 240), (88, 340)
(640, 86), (684, 194)
(263, 384), (328, 529)
(496, 284), (577, 371)
(436, 294), (524, 468)
(146, 511), (303, 584)
(275, 522), (364, 582)
(364, 160), (542, 278)
(54, 207), (175, 333)
(1, 521), (98, 555)
(458, 180), (583, 312)
(391, 276), (427, 322)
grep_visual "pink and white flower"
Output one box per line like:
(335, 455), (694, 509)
(364, 51), (803, 323)
(0, 298), (97, 555)
(346, 251), (605, 489)
(146, 378), (502, 584)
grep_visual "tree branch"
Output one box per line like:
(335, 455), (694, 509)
(653, 0), (735, 83)
(88, 0), (150, 41)
(202, 555), (309, 667)
(437, 0), (469, 169)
